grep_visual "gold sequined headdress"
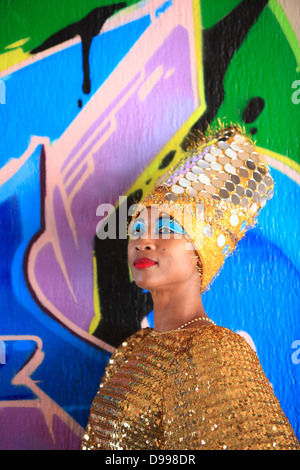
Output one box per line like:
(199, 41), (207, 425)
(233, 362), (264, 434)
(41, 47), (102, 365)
(130, 125), (274, 292)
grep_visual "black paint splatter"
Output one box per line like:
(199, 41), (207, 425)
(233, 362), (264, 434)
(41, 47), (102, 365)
(242, 97), (265, 123)
(182, 0), (268, 148)
(158, 150), (176, 169)
(31, 4), (127, 96)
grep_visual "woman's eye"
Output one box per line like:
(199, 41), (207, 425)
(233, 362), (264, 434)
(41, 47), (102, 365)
(156, 220), (185, 235)
(158, 225), (174, 234)
(129, 222), (145, 238)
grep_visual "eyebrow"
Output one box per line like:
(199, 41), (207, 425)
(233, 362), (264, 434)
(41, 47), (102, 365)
(134, 215), (175, 224)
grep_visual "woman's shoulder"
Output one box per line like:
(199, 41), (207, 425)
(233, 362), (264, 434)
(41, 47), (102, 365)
(109, 327), (152, 361)
(190, 323), (249, 345)
(186, 324), (259, 366)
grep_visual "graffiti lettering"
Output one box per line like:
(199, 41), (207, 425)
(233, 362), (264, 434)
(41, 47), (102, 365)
(291, 80), (300, 104)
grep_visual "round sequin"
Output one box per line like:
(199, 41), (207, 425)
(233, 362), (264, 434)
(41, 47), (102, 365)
(231, 158), (243, 168)
(219, 188), (230, 199)
(224, 163), (236, 174)
(197, 160), (210, 169)
(199, 174), (210, 185)
(217, 234), (225, 247)
(211, 178), (223, 188)
(245, 189), (253, 197)
(218, 141), (230, 149)
(241, 197), (250, 208)
(250, 203), (258, 213)
(165, 192), (178, 202)
(236, 184), (245, 196)
(238, 151), (249, 161)
(204, 169), (217, 178)
(231, 193), (240, 205)
(246, 160), (256, 170)
(258, 182), (267, 194)
(185, 171), (198, 181)
(225, 181), (235, 192)
(230, 214), (239, 226)
(192, 181), (204, 191)
(179, 178), (191, 187)
(192, 165), (203, 175)
(218, 171), (228, 182)
(225, 148), (237, 159)
(257, 163), (267, 175)
(233, 134), (246, 143)
(212, 194), (221, 201)
(231, 174), (240, 185)
(250, 152), (260, 163)
(243, 143), (254, 153)
(252, 191), (261, 203)
(253, 171), (262, 182)
(210, 147), (223, 156)
(205, 153), (216, 163)
(239, 167), (249, 178)
(263, 175), (273, 187)
(247, 179), (257, 190)
(186, 186), (198, 197)
(218, 155), (230, 165)
(230, 142), (242, 152)
(200, 190), (212, 198)
(204, 225), (213, 237)
(210, 161), (222, 172)
(171, 185), (184, 194)
(205, 184), (217, 195)
(260, 195), (267, 207)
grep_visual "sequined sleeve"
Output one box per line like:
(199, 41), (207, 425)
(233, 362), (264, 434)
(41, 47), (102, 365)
(163, 327), (300, 450)
(81, 328), (150, 450)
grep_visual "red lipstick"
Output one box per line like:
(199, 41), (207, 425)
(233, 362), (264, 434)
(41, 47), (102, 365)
(134, 257), (158, 269)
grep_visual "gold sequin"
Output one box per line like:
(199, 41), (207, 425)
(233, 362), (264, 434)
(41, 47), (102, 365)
(81, 326), (300, 450)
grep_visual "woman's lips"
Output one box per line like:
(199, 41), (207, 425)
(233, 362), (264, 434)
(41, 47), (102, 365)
(133, 257), (158, 269)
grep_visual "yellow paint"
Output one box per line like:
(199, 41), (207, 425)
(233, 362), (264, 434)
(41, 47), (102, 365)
(0, 48), (30, 73)
(4, 37), (30, 50)
(89, 251), (101, 335)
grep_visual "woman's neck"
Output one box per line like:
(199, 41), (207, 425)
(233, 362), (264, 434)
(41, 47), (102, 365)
(150, 282), (208, 332)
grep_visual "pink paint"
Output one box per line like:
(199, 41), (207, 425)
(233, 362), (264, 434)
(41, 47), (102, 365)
(25, 0), (201, 351)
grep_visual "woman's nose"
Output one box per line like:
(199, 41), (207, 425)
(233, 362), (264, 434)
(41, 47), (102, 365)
(135, 234), (156, 251)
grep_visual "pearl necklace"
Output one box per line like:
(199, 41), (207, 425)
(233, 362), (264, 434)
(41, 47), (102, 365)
(177, 316), (215, 330)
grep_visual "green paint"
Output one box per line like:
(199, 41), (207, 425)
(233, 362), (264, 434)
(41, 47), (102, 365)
(200, 0), (243, 29)
(211, 5), (300, 165)
(0, 0), (140, 54)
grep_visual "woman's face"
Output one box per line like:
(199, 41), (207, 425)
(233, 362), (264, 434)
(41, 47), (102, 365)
(128, 207), (201, 292)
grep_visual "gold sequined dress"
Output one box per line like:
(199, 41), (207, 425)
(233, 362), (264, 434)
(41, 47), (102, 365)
(81, 325), (300, 450)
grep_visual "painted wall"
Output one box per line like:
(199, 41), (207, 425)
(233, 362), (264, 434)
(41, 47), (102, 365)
(0, 0), (299, 449)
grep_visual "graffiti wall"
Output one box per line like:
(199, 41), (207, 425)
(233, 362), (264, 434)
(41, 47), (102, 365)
(0, 0), (299, 449)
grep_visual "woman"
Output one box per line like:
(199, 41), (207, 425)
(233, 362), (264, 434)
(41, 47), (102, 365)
(81, 126), (300, 450)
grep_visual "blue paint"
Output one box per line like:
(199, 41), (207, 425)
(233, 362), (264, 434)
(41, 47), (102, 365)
(0, 16), (151, 166)
(155, 0), (173, 18)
